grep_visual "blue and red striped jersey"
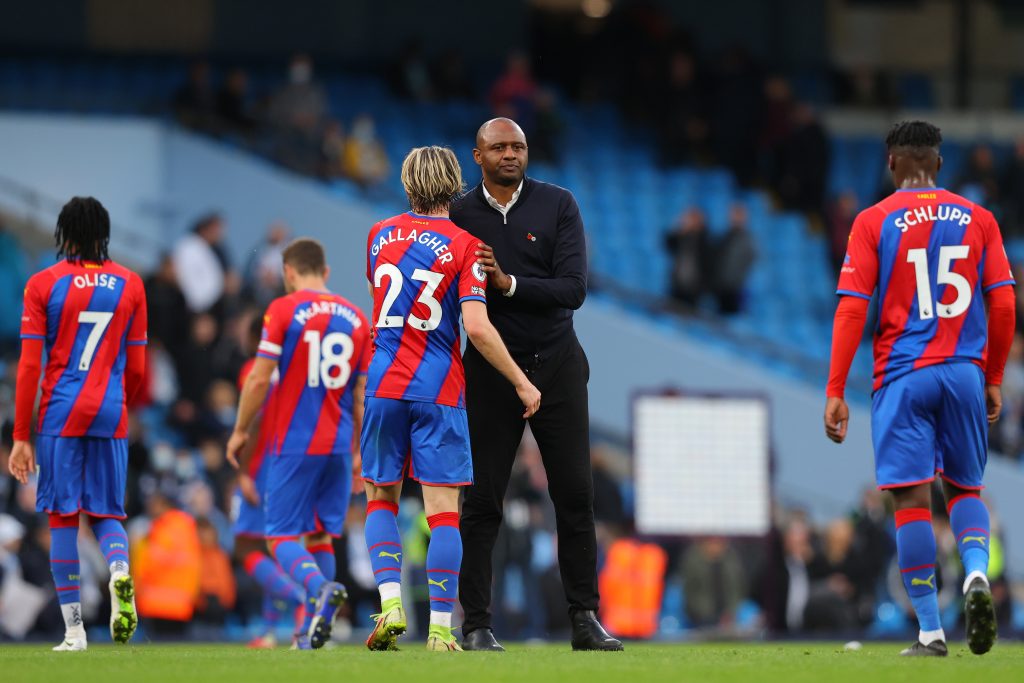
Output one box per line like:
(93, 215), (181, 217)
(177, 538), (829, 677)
(838, 188), (1015, 390)
(257, 289), (370, 456)
(365, 212), (488, 408)
(19, 259), (147, 438)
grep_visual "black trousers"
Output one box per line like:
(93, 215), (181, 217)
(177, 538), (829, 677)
(459, 334), (599, 633)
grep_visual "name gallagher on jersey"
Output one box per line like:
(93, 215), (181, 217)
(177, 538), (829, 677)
(371, 228), (454, 264)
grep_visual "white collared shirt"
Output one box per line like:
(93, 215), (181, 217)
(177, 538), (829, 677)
(482, 180), (524, 225)
(481, 180), (523, 297)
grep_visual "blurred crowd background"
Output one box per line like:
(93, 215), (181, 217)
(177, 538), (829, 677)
(2, 0), (1024, 645)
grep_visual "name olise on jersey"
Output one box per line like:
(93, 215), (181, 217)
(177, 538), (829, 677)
(73, 273), (120, 290)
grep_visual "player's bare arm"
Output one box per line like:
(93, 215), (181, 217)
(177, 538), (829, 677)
(228, 356), (277, 468)
(461, 300), (541, 417)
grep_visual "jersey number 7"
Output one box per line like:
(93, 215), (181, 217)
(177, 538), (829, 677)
(78, 311), (113, 371)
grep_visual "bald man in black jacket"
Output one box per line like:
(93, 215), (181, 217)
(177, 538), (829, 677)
(450, 118), (622, 652)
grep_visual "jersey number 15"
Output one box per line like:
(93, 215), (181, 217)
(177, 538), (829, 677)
(907, 246), (972, 320)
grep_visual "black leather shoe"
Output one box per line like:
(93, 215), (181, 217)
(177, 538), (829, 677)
(462, 628), (505, 652)
(570, 610), (623, 651)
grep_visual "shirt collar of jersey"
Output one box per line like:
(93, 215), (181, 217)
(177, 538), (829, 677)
(482, 180), (524, 225)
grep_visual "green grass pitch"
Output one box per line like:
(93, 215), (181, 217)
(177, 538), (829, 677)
(1, 642), (1022, 683)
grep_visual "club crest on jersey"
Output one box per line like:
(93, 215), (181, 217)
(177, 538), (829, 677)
(894, 205), (971, 232)
(472, 262), (487, 282)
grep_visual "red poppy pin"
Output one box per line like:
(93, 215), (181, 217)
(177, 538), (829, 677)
(526, 233), (537, 242)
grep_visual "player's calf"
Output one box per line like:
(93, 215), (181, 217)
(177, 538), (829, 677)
(894, 507), (945, 649)
(364, 498), (407, 651)
(49, 513), (87, 651)
(424, 511), (462, 652)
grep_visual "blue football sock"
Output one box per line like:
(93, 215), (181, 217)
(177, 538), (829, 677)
(273, 540), (327, 637)
(244, 551), (305, 604)
(425, 512), (462, 617)
(948, 493), (990, 582)
(895, 507), (941, 633)
(365, 500), (403, 589)
(308, 542), (336, 583)
(49, 515), (81, 606)
(91, 517), (130, 572)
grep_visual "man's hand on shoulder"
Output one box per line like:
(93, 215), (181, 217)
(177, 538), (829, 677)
(475, 243), (513, 294)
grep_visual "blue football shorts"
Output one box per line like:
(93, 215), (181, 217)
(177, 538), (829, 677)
(35, 435), (128, 518)
(263, 450), (352, 538)
(871, 362), (987, 490)
(360, 396), (473, 487)
(231, 458), (269, 538)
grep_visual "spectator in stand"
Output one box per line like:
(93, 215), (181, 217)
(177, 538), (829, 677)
(660, 50), (707, 167)
(490, 52), (538, 130)
(709, 48), (761, 185)
(321, 120), (348, 180)
(390, 40), (434, 101)
(0, 223), (29, 350)
(712, 204), (757, 315)
(193, 517), (236, 625)
(243, 223), (288, 308)
(216, 68), (257, 135)
(758, 76), (794, 184)
(836, 67), (896, 109)
(145, 252), (190, 356)
(956, 144), (1001, 208)
(753, 512), (815, 633)
(530, 89), (565, 164)
(774, 103), (829, 224)
(1, 421), (16, 514)
(679, 537), (745, 629)
(132, 491), (201, 639)
(826, 191), (860, 276)
(173, 214), (226, 314)
(803, 518), (869, 631)
(1000, 136), (1024, 239)
(433, 50), (475, 100)
(664, 207), (712, 310)
(992, 334), (1024, 458)
(342, 114), (390, 189)
(268, 54), (328, 175)
(173, 60), (217, 133)
(171, 314), (219, 440)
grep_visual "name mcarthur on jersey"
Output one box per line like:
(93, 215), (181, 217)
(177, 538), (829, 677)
(293, 299), (364, 328)
(370, 226), (454, 265)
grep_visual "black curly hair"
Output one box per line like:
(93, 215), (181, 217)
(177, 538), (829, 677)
(885, 120), (942, 157)
(55, 196), (110, 263)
